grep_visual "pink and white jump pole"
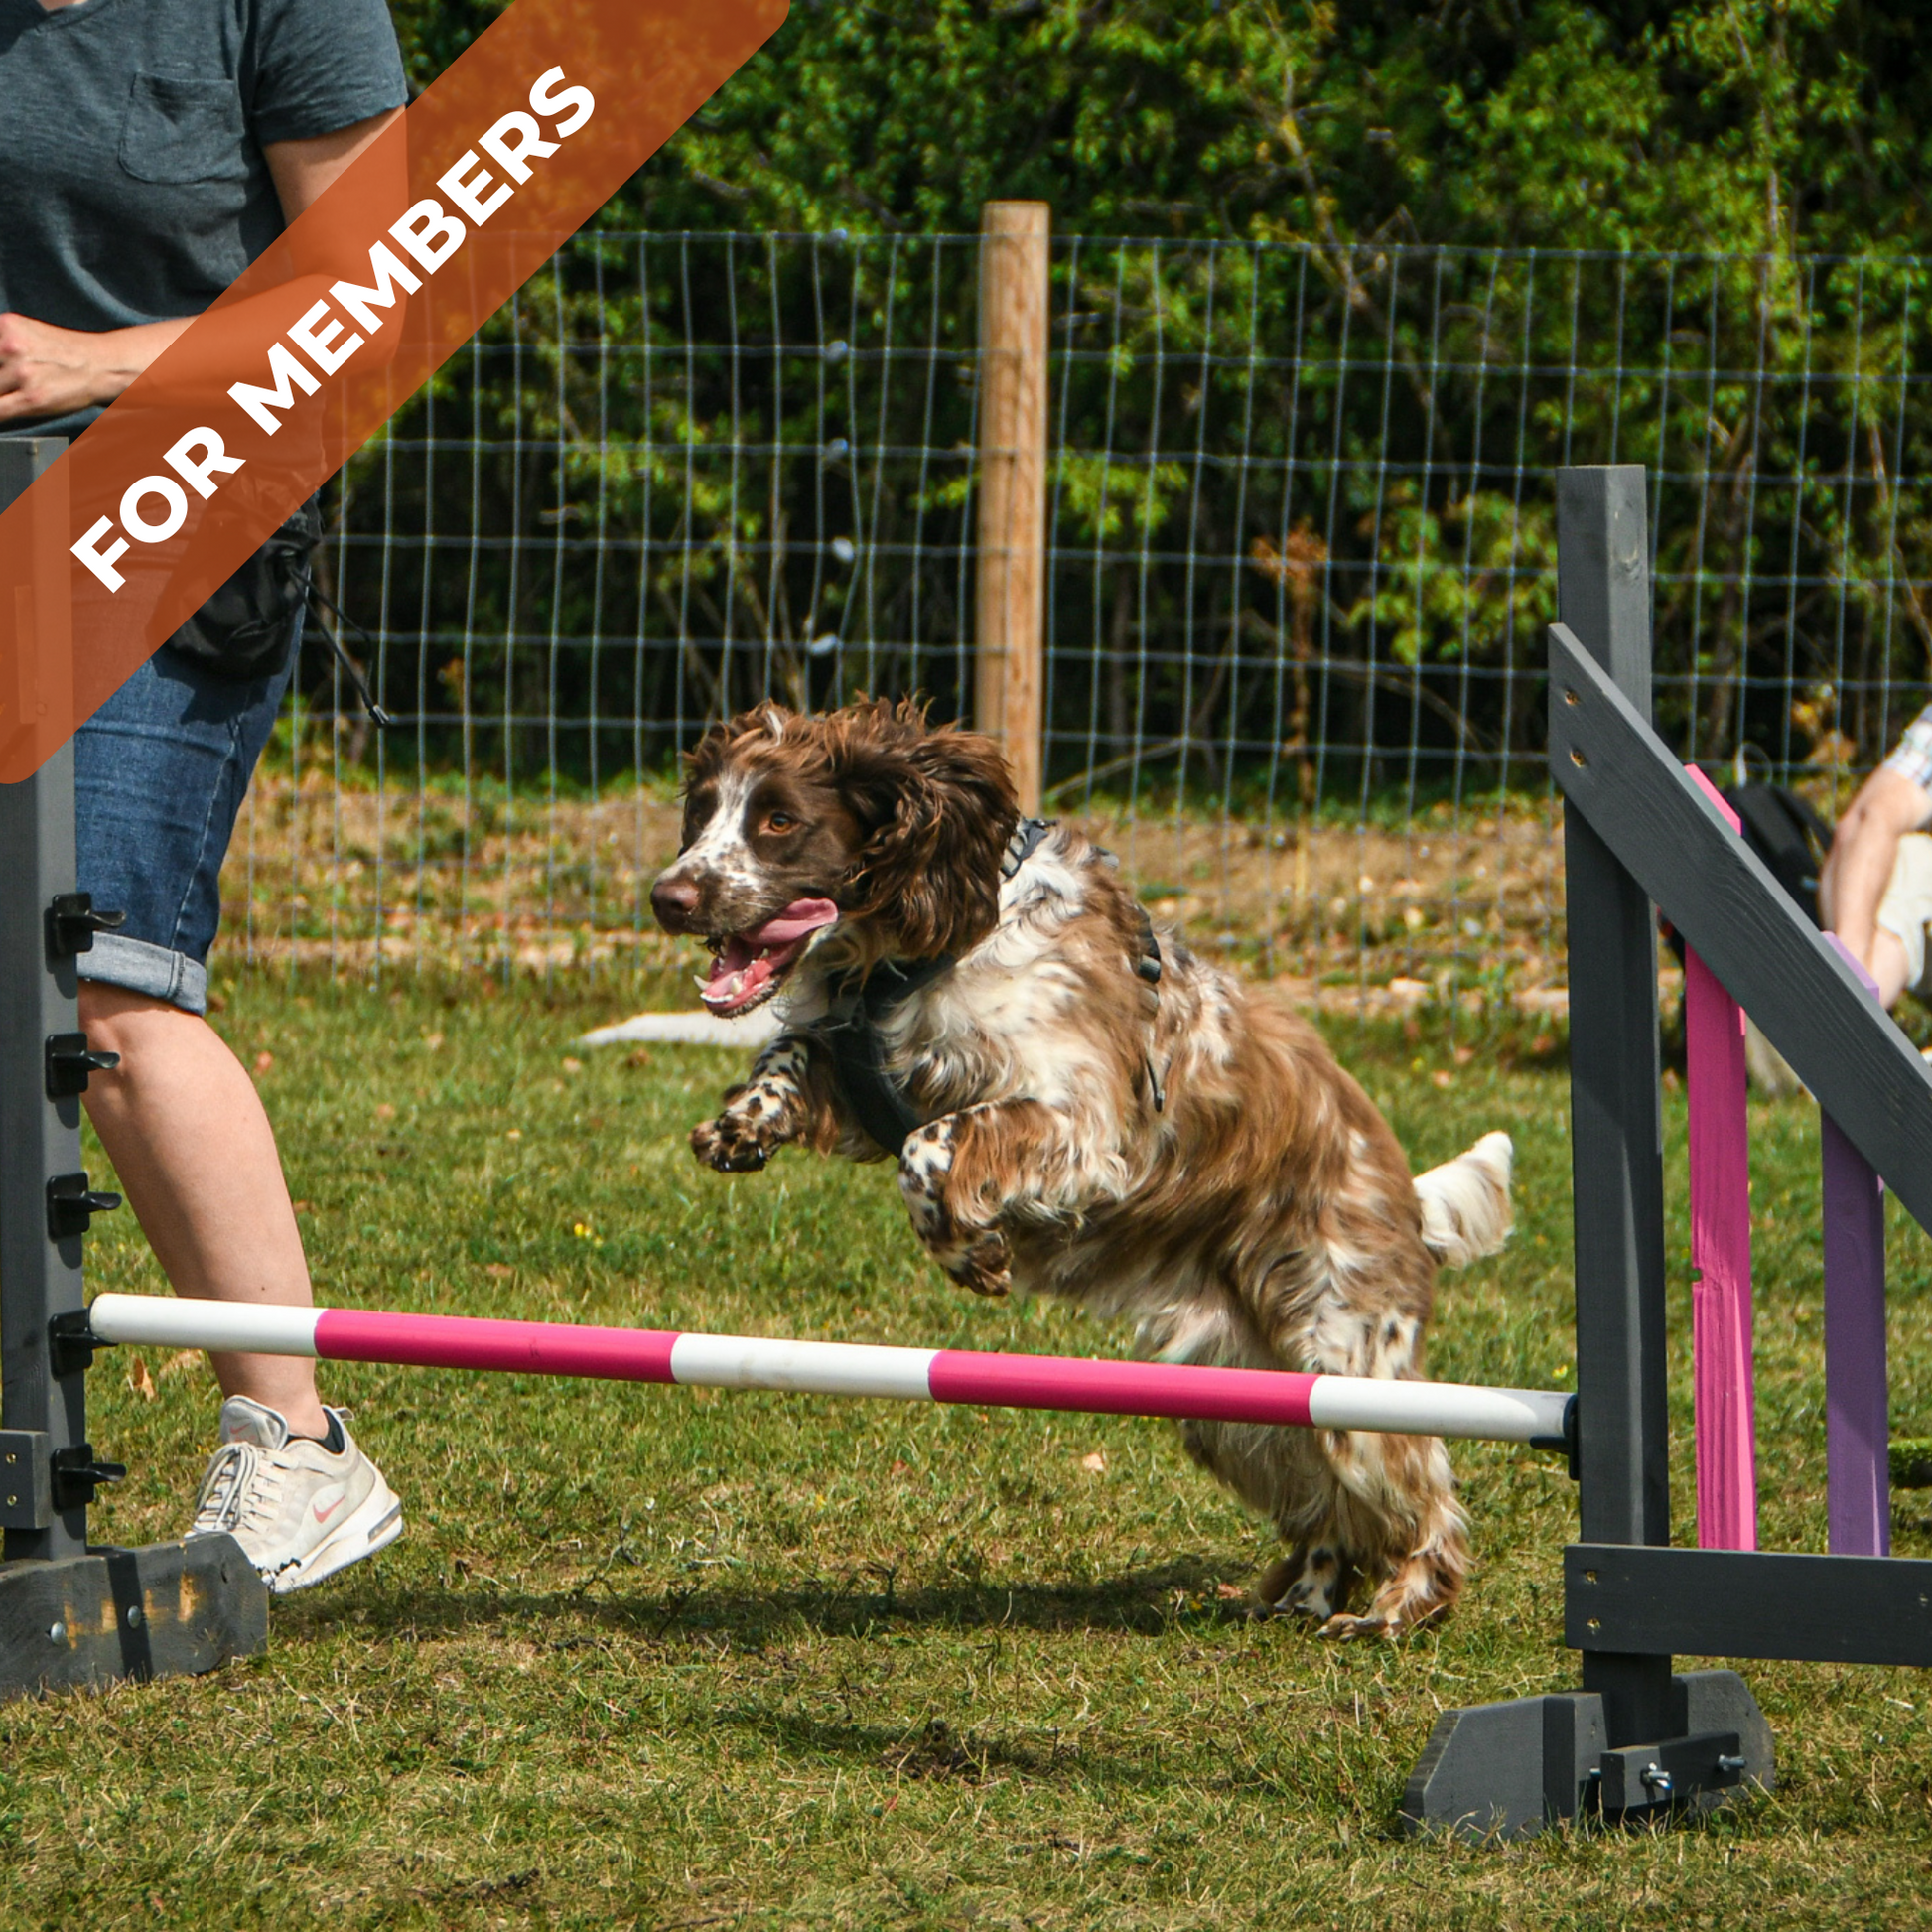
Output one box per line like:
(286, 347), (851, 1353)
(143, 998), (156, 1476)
(83, 1295), (1574, 1449)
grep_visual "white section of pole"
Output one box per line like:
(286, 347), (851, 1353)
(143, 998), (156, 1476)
(669, 1332), (938, 1401)
(86, 1293), (322, 1357)
(1307, 1376), (1571, 1445)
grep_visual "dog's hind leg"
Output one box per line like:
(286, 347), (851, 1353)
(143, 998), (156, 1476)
(1314, 1431), (1468, 1639)
(1177, 1414), (1359, 1618)
(1251, 1242), (1468, 1637)
(1183, 1409), (1464, 1632)
(1253, 1534), (1359, 1623)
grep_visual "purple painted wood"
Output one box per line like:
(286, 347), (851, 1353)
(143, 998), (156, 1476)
(1684, 767), (1758, 1550)
(1822, 933), (1891, 1557)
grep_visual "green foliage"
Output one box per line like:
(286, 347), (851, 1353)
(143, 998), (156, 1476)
(486, 0), (1931, 256)
(380, 1), (1932, 255)
(333, 5), (1932, 798)
(1345, 486), (1559, 674)
(1047, 454), (1193, 543)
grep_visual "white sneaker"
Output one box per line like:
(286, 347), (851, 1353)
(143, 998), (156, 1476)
(187, 1396), (403, 1594)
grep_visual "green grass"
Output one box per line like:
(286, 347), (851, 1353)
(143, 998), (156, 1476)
(7, 975), (1932, 1928)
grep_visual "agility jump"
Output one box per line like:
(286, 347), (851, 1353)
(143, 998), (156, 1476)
(11, 466), (1932, 1845)
(81, 1294), (1575, 1449)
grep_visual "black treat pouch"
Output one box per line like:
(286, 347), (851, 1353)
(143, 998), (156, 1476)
(164, 495), (322, 682)
(1723, 780), (1833, 928)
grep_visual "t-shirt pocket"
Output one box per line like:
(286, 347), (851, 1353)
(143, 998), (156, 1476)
(118, 73), (250, 186)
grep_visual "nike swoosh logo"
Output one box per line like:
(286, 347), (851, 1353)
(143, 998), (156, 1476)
(314, 1492), (346, 1524)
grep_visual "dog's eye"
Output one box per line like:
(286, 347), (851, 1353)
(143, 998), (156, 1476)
(766, 810), (797, 833)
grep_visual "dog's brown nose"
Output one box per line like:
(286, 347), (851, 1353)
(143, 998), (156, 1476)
(650, 874), (702, 932)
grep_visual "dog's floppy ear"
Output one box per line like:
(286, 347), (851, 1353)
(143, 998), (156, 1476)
(680, 722), (731, 790)
(837, 699), (1020, 957)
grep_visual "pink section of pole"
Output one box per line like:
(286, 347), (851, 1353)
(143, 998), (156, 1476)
(316, 1309), (681, 1382)
(315, 1314), (1313, 1426)
(1822, 934), (1890, 1556)
(928, 1350), (1316, 1425)
(1684, 767), (1757, 1551)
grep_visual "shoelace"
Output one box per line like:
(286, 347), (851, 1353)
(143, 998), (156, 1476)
(190, 1442), (287, 1538)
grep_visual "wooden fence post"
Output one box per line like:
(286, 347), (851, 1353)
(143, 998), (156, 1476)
(976, 201), (1049, 813)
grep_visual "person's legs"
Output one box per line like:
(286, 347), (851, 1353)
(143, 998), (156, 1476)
(77, 982), (328, 1437)
(72, 632), (402, 1588)
(1870, 833), (1932, 1009)
(1868, 928), (1912, 1009)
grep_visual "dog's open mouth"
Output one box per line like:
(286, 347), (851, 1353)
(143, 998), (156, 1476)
(698, 898), (841, 1015)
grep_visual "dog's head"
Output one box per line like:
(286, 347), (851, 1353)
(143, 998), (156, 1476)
(649, 698), (1020, 1014)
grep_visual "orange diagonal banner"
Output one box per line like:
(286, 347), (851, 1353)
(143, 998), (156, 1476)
(0, 0), (787, 782)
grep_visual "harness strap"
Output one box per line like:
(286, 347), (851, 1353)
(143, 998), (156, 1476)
(1002, 815), (1053, 880)
(1133, 904), (1166, 1112)
(819, 955), (952, 1156)
(1132, 902), (1163, 985)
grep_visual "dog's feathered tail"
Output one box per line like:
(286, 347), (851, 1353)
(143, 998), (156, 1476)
(1414, 1130), (1513, 1268)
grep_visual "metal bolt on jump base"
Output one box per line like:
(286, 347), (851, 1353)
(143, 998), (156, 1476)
(0, 439), (265, 1702)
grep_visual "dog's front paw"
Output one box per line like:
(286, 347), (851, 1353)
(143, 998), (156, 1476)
(897, 1119), (1012, 1295)
(946, 1228), (1013, 1299)
(691, 1112), (774, 1173)
(1317, 1610), (1395, 1641)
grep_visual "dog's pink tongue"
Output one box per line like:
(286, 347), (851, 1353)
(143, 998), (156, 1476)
(746, 898), (840, 949)
(698, 900), (839, 1014)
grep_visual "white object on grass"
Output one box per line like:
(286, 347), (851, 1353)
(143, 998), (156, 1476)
(577, 1008), (785, 1048)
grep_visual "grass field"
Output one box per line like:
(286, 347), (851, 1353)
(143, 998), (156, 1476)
(7, 971), (1932, 1929)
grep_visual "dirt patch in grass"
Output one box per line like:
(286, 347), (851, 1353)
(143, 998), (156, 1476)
(223, 769), (1570, 1020)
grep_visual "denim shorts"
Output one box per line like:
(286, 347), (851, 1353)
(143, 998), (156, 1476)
(75, 626), (297, 1016)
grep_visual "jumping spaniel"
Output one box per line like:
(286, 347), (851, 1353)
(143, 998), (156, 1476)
(650, 698), (1513, 1635)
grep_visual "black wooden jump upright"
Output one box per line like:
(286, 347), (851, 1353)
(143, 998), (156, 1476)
(1403, 464), (1932, 1837)
(0, 438), (265, 1701)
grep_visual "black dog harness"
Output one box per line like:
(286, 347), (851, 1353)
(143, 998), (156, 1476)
(818, 817), (1164, 1155)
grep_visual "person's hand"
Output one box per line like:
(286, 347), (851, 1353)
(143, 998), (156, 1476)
(0, 312), (118, 421)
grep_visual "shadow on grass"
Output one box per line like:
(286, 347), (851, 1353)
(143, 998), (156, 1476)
(275, 1553), (1281, 1649)
(703, 1703), (1189, 1793)
(273, 1562), (1308, 1798)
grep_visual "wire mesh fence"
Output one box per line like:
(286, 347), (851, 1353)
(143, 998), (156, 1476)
(232, 232), (1932, 1015)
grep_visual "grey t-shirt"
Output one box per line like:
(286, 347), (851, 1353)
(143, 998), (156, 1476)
(0, 0), (409, 437)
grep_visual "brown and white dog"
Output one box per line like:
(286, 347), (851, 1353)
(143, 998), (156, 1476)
(650, 698), (1513, 1635)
